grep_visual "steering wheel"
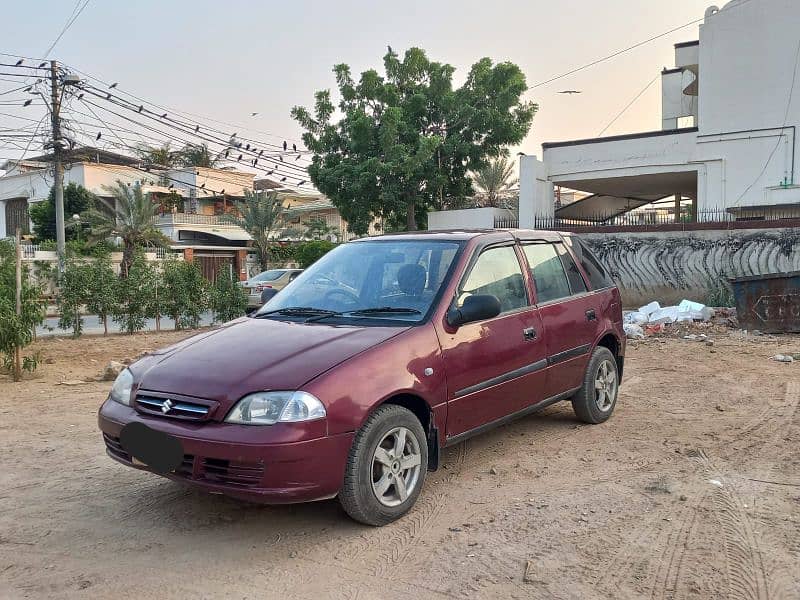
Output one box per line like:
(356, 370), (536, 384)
(323, 288), (360, 307)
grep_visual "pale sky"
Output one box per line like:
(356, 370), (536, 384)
(1, 0), (713, 166)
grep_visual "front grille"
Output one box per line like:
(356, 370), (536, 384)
(135, 395), (211, 421)
(202, 458), (265, 487)
(103, 434), (263, 488)
(103, 433), (130, 461)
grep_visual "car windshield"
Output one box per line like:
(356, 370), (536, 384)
(256, 240), (462, 322)
(251, 270), (285, 282)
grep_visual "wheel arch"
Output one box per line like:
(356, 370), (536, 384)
(595, 331), (624, 379)
(376, 392), (440, 472)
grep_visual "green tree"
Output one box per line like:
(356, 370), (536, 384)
(210, 269), (247, 323)
(112, 254), (157, 334)
(304, 217), (339, 241)
(135, 142), (181, 169)
(29, 183), (98, 242)
(0, 240), (46, 380)
(56, 259), (91, 337)
(295, 240), (336, 268)
(161, 258), (208, 329)
(179, 143), (217, 167)
(472, 156), (518, 208)
(221, 190), (289, 271)
(292, 47), (537, 233)
(84, 253), (118, 336)
(85, 181), (171, 277)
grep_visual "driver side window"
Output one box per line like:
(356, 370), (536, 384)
(458, 246), (528, 314)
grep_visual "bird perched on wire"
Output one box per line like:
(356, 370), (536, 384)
(23, 99), (32, 107)
(96, 132), (102, 140)
(15, 59), (23, 66)
(138, 105), (143, 113)
(292, 143), (297, 152)
(558, 90), (582, 94)
(251, 112), (258, 117)
(283, 141), (287, 151)
(38, 62), (46, 68)
(298, 180), (306, 186)
(109, 82), (118, 89)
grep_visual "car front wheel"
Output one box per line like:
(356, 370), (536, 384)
(571, 346), (619, 424)
(339, 405), (427, 526)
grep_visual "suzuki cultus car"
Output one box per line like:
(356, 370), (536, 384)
(99, 230), (624, 525)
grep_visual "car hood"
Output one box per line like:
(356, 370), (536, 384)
(134, 317), (408, 408)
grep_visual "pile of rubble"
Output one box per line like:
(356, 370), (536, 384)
(622, 300), (736, 340)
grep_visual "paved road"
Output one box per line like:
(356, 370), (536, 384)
(36, 312), (216, 337)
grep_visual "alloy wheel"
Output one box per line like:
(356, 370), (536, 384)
(371, 426), (422, 507)
(594, 359), (618, 412)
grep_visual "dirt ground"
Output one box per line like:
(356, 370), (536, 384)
(1, 327), (798, 599)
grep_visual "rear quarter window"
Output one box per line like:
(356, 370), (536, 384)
(563, 236), (614, 290)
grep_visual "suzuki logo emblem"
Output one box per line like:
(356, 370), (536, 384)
(161, 399), (174, 414)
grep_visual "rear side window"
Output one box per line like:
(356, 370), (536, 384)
(564, 236), (614, 290)
(522, 244), (572, 304)
(555, 243), (587, 294)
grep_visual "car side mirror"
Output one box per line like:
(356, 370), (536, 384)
(446, 294), (501, 328)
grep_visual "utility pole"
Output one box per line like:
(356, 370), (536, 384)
(50, 60), (66, 273)
(14, 228), (23, 381)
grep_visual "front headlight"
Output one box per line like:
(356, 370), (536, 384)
(225, 391), (326, 425)
(110, 368), (134, 406)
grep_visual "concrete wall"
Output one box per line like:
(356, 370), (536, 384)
(579, 227), (800, 307)
(427, 207), (514, 230)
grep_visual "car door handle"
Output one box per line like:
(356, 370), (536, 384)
(585, 309), (597, 321)
(523, 327), (537, 341)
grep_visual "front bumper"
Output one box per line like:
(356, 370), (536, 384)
(98, 399), (353, 504)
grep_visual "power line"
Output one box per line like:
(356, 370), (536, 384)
(42, 0), (91, 59)
(597, 75), (660, 137)
(532, 18), (703, 89)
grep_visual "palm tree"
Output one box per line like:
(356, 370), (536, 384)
(86, 181), (171, 276)
(136, 143), (180, 169)
(221, 190), (290, 270)
(179, 143), (217, 168)
(472, 157), (519, 208)
(304, 217), (340, 241)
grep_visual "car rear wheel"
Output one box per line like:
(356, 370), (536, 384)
(339, 405), (427, 526)
(571, 346), (619, 424)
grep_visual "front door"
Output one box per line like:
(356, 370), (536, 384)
(439, 244), (548, 439)
(521, 242), (599, 398)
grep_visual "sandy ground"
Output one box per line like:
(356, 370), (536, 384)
(1, 328), (799, 599)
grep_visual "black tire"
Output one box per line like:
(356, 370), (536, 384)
(339, 405), (428, 526)
(571, 346), (619, 424)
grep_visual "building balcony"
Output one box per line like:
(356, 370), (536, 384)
(153, 213), (232, 226)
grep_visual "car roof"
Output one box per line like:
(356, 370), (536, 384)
(353, 229), (570, 243)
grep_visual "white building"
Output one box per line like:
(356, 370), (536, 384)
(519, 0), (800, 225)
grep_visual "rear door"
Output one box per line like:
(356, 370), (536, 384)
(520, 242), (599, 398)
(439, 244), (547, 438)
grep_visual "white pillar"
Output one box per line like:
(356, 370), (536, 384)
(0, 200), (6, 239)
(518, 155), (554, 228)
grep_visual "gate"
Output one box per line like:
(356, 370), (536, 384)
(5, 198), (30, 235)
(195, 252), (235, 283)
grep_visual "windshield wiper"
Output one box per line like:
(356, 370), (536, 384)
(345, 307), (423, 316)
(253, 307), (342, 319)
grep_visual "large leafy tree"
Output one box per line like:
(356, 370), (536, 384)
(29, 183), (97, 242)
(85, 181), (171, 276)
(179, 143), (217, 168)
(221, 190), (289, 271)
(472, 156), (519, 208)
(292, 47), (537, 233)
(135, 143), (181, 169)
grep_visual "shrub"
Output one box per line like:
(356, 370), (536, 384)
(161, 258), (208, 329)
(0, 240), (46, 380)
(210, 269), (247, 323)
(57, 259), (92, 337)
(113, 254), (158, 334)
(705, 275), (735, 308)
(84, 253), (118, 336)
(295, 240), (336, 268)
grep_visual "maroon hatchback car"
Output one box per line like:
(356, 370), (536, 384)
(99, 230), (624, 525)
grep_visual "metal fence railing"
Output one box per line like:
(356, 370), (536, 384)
(495, 207), (800, 230)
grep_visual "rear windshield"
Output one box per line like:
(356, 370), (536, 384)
(252, 270), (285, 282)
